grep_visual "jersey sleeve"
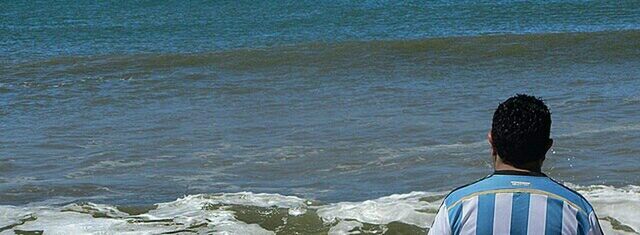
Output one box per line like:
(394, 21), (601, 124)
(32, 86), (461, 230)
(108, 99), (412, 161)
(587, 211), (604, 235)
(428, 204), (451, 235)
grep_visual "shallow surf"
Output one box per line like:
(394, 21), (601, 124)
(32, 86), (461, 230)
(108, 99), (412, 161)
(1, 184), (638, 234)
(2, 1), (640, 234)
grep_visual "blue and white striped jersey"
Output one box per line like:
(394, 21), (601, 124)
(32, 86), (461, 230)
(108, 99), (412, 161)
(428, 171), (603, 235)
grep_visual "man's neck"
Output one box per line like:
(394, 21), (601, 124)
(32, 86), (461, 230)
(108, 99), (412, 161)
(494, 156), (543, 173)
(494, 163), (533, 172)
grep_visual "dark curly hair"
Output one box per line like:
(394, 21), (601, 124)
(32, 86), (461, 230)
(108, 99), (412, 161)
(491, 94), (552, 166)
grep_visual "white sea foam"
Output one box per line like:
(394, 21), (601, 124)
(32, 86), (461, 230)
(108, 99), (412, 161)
(0, 206), (34, 231)
(571, 184), (640, 233)
(1, 185), (638, 234)
(0, 206), (173, 235)
(317, 191), (442, 228)
(328, 220), (366, 235)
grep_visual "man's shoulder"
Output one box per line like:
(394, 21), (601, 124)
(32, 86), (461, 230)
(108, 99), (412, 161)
(442, 174), (494, 208)
(442, 173), (595, 214)
(544, 177), (597, 214)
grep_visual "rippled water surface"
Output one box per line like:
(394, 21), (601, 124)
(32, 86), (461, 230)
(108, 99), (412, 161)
(1, 0), (640, 234)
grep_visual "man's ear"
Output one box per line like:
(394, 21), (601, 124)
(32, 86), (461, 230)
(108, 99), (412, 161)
(488, 131), (497, 156)
(541, 138), (553, 164)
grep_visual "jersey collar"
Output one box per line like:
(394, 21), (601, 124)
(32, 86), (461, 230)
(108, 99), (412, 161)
(493, 170), (547, 177)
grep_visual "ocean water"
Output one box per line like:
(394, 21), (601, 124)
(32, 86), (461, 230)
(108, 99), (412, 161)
(1, 0), (640, 234)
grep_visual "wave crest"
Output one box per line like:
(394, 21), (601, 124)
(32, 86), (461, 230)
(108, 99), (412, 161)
(1, 184), (638, 234)
(5, 30), (640, 80)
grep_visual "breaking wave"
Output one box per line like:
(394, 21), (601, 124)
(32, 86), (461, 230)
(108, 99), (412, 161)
(4, 29), (640, 79)
(1, 185), (638, 234)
